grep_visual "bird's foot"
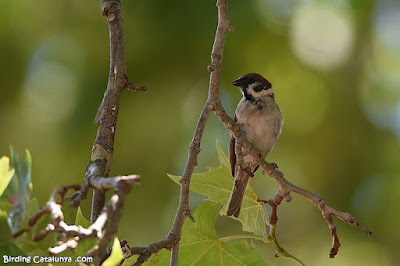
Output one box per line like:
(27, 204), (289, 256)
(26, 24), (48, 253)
(252, 165), (260, 174)
(239, 164), (254, 177)
(257, 198), (269, 205)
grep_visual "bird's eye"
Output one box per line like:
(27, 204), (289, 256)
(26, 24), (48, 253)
(253, 84), (264, 92)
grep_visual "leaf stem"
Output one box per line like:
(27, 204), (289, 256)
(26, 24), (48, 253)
(269, 224), (305, 266)
(219, 234), (270, 243)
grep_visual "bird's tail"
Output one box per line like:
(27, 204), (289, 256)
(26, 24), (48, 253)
(226, 169), (250, 218)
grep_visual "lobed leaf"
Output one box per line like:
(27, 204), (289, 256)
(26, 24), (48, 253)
(103, 237), (124, 266)
(0, 156), (15, 197)
(140, 201), (269, 265)
(75, 207), (97, 255)
(168, 141), (267, 236)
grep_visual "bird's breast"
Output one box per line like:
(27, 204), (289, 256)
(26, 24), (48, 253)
(236, 98), (283, 156)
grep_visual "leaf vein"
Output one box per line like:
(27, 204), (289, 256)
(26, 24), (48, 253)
(189, 242), (217, 266)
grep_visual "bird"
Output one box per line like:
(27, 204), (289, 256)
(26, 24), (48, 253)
(226, 73), (283, 217)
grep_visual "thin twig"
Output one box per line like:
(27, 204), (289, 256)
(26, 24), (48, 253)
(87, 179), (135, 265)
(131, 239), (176, 266)
(91, 0), (146, 222)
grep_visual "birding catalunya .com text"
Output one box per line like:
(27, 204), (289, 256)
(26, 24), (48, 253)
(2, 255), (93, 264)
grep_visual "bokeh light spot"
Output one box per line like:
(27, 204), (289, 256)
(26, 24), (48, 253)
(359, 1), (400, 138)
(24, 35), (82, 124)
(290, 4), (354, 70)
(265, 59), (328, 136)
(374, 1), (400, 55)
(255, 0), (308, 29)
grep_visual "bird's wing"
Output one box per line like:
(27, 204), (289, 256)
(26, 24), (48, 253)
(229, 114), (238, 177)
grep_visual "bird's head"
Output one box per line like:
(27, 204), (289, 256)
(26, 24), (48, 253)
(232, 73), (274, 101)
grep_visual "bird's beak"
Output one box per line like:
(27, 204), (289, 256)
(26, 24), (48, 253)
(232, 78), (245, 87)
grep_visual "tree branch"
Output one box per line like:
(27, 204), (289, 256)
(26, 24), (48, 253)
(214, 101), (372, 259)
(111, 0), (370, 263)
(122, 1), (233, 265)
(26, 0), (145, 264)
(28, 171), (140, 264)
(91, 0), (146, 222)
(167, 0), (233, 265)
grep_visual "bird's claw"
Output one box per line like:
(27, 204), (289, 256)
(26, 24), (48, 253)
(257, 198), (269, 204)
(239, 164), (254, 177)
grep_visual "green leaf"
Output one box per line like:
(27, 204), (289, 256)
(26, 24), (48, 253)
(0, 208), (27, 256)
(27, 197), (39, 220)
(168, 141), (267, 236)
(75, 207), (91, 228)
(15, 210), (57, 257)
(0, 208), (11, 243)
(75, 207), (97, 255)
(216, 140), (230, 170)
(142, 201), (268, 265)
(7, 148), (33, 234)
(0, 156), (15, 197)
(102, 237), (124, 266)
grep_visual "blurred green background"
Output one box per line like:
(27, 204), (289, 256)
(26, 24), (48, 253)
(1, 0), (399, 265)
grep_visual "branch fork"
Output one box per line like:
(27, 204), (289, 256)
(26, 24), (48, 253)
(29, 0), (372, 264)
(92, 0), (148, 223)
(28, 158), (140, 263)
(257, 173), (372, 258)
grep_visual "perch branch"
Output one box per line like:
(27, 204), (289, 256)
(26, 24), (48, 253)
(214, 103), (372, 258)
(122, 0), (369, 263)
(124, 1), (233, 265)
(168, 1), (232, 264)
(91, 0), (146, 222)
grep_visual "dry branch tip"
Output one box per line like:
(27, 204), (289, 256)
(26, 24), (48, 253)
(126, 82), (147, 92)
(101, 0), (119, 22)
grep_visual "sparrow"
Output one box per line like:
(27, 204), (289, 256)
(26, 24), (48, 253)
(226, 73), (283, 217)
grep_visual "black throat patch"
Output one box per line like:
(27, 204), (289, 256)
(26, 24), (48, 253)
(243, 88), (256, 103)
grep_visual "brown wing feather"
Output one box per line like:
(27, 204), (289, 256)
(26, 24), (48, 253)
(229, 133), (236, 177)
(226, 170), (250, 217)
(229, 115), (238, 177)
